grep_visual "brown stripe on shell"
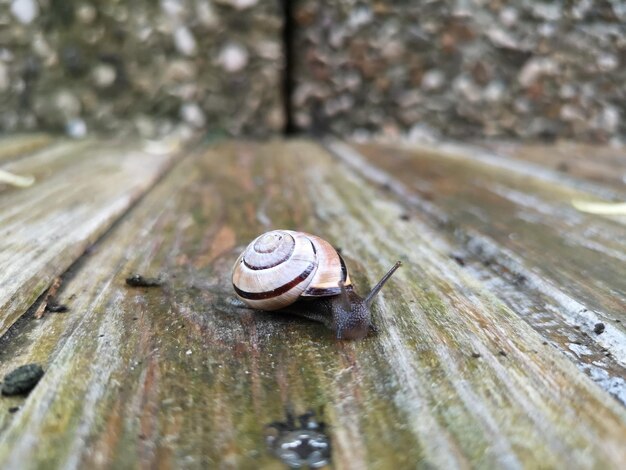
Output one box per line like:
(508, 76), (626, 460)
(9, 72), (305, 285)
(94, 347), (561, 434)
(302, 285), (351, 296)
(300, 234), (352, 297)
(233, 263), (315, 300)
(304, 248), (347, 296)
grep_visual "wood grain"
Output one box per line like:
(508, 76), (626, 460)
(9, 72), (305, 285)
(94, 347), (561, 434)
(479, 140), (626, 192)
(329, 139), (626, 404)
(0, 140), (93, 195)
(0, 134), (54, 165)
(1, 141), (625, 469)
(0, 138), (183, 338)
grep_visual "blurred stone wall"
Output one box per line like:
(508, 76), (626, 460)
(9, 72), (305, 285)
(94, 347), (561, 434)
(0, 0), (625, 143)
(0, 0), (284, 138)
(293, 0), (626, 143)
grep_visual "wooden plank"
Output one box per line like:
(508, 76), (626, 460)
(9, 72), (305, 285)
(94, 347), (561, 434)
(343, 140), (626, 323)
(0, 134), (55, 164)
(1, 141), (625, 469)
(0, 140), (93, 195)
(478, 141), (626, 192)
(0, 137), (184, 338)
(328, 139), (626, 402)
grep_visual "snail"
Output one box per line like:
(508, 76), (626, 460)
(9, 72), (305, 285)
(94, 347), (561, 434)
(232, 230), (401, 340)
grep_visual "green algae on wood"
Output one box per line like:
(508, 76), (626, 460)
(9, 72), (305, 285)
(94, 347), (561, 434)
(332, 139), (626, 404)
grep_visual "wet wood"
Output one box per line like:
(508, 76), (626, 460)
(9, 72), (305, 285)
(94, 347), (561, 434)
(1, 140), (625, 469)
(0, 137), (183, 338)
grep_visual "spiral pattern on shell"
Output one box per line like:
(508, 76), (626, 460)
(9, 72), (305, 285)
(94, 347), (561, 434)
(232, 230), (351, 311)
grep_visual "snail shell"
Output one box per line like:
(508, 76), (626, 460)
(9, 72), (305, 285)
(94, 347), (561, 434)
(232, 230), (352, 311)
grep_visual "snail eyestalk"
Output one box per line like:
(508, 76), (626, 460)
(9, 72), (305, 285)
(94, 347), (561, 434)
(365, 261), (402, 306)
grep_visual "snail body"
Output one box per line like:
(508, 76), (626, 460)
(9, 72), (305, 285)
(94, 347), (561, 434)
(232, 230), (401, 340)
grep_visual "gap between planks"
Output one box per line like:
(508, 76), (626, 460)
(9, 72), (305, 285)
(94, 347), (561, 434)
(0, 136), (190, 339)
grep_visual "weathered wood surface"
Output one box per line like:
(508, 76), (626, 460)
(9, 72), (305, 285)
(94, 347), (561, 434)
(0, 136), (183, 338)
(332, 140), (626, 402)
(0, 140), (93, 192)
(341, 141), (626, 317)
(0, 134), (54, 165)
(480, 141), (626, 192)
(1, 140), (625, 469)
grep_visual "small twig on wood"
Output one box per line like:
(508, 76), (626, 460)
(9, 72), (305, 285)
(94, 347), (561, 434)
(572, 199), (626, 215)
(34, 277), (62, 319)
(0, 169), (35, 188)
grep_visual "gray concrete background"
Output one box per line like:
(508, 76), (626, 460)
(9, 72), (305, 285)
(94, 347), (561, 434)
(1, 0), (624, 143)
(0, 0), (284, 138)
(293, 0), (626, 143)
